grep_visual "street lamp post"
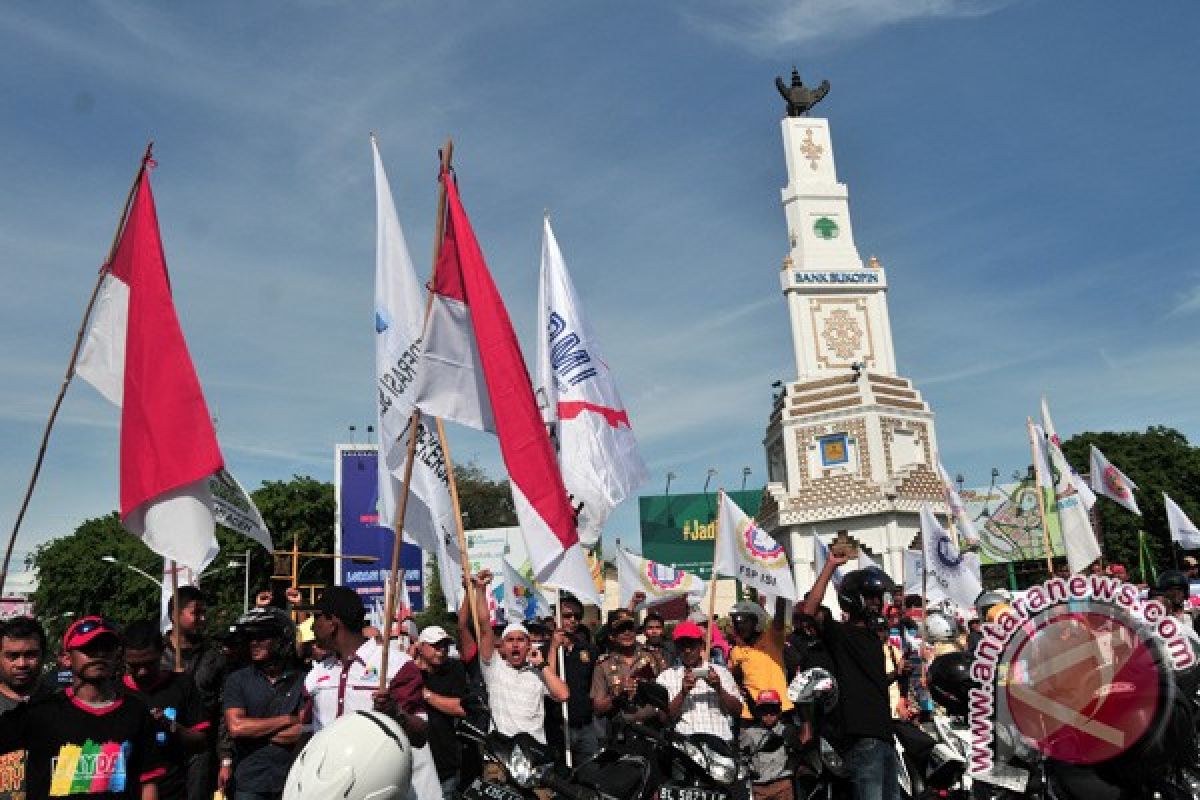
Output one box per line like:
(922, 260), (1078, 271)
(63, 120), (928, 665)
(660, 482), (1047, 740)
(100, 556), (163, 589)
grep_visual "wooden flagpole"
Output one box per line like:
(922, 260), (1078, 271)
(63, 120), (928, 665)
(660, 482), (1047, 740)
(1027, 416), (1056, 577)
(378, 137), (456, 691)
(0, 142), (154, 597)
(435, 417), (482, 650)
(704, 489), (724, 663)
(169, 560), (184, 673)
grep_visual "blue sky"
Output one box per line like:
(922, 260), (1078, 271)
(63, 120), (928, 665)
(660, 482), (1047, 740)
(2, 0), (1199, 569)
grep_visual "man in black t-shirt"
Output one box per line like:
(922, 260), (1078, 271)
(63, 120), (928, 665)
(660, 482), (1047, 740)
(803, 554), (899, 800)
(122, 622), (209, 800)
(556, 596), (598, 766)
(0, 616), (48, 800)
(161, 587), (226, 800)
(0, 616), (164, 800)
(414, 625), (467, 798)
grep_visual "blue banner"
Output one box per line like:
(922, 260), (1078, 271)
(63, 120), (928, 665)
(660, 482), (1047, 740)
(337, 448), (424, 617)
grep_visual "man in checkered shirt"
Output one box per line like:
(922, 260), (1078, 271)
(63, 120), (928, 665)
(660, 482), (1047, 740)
(656, 621), (743, 741)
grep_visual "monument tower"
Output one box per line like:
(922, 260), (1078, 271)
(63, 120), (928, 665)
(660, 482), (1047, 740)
(759, 71), (946, 588)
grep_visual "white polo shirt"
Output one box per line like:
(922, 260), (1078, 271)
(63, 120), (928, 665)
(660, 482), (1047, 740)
(305, 638), (441, 800)
(657, 664), (739, 741)
(481, 652), (552, 743)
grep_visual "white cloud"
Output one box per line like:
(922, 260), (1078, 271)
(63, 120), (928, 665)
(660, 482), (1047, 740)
(680, 0), (1018, 52)
(1168, 283), (1200, 317)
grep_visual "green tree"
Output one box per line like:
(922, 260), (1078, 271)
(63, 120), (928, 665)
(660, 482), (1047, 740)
(414, 462), (516, 633)
(454, 462), (517, 529)
(1061, 426), (1200, 578)
(30, 513), (161, 645)
(29, 466), (513, 643)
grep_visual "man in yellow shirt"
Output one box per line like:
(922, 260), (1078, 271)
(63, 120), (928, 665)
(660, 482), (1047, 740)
(728, 599), (792, 720)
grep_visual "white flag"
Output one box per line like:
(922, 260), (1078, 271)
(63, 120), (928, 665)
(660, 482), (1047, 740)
(537, 218), (647, 547)
(208, 469), (272, 552)
(1165, 493), (1200, 549)
(920, 504), (982, 609)
(937, 463), (980, 545)
(902, 549), (924, 596)
(372, 137), (462, 608)
(1046, 436), (1103, 573)
(1040, 397), (1096, 510)
(1088, 445), (1140, 515)
(616, 546), (706, 610)
(502, 558), (551, 623)
(715, 491), (796, 601)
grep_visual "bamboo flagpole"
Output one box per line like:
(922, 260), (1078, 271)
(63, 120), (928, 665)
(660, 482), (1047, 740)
(0, 142), (155, 597)
(704, 489), (725, 662)
(169, 560), (184, 673)
(378, 138), (456, 691)
(435, 417), (482, 650)
(1027, 416), (1057, 577)
(554, 587), (572, 768)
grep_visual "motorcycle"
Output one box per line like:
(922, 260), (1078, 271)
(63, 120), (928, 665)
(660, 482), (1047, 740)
(569, 682), (744, 800)
(457, 715), (582, 800)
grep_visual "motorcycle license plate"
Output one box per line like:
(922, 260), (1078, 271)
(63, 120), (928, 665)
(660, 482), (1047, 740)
(659, 786), (727, 800)
(469, 781), (527, 800)
(973, 763), (1029, 793)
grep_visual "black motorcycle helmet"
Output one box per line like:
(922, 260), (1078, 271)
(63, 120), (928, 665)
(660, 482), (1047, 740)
(837, 567), (894, 622)
(1157, 569), (1189, 594)
(928, 652), (977, 718)
(235, 607), (296, 660)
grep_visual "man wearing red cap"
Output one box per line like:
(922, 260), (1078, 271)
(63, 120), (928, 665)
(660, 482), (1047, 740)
(0, 616), (165, 799)
(654, 621), (742, 742)
(740, 689), (800, 800)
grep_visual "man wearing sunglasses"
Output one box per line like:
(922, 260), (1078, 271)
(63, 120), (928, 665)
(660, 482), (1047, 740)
(555, 595), (599, 765)
(0, 616), (165, 799)
(414, 625), (467, 799)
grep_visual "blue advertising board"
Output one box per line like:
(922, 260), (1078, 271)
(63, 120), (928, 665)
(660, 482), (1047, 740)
(336, 446), (423, 620)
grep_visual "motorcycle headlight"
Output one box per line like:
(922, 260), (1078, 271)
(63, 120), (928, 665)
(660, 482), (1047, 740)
(703, 745), (737, 785)
(507, 744), (538, 788)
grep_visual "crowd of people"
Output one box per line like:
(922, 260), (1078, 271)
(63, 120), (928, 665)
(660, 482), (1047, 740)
(2, 549), (1199, 800)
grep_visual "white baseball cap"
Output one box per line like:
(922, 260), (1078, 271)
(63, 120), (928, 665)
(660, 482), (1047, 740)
(417, 625), (453, 646)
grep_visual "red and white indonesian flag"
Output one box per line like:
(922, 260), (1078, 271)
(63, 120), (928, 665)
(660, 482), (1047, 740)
(936, 462), (980, 545)
(1165, 493), (1200, 550)
(372, 138), (462, 608)
(76, 165), (230, 571)
(1088, 445), (1140, 515)
(536, 218), (647, 547)
(616, 546), (706, 610)
(414, 169), (599, 604)
(714, 491), (796, 601)
(919, 504), (981, 610)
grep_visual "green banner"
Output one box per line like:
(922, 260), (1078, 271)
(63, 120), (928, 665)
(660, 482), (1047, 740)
(639, 489), (763, 579)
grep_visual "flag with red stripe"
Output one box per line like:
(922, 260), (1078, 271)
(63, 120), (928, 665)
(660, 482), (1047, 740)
(415, 169), (598, 603)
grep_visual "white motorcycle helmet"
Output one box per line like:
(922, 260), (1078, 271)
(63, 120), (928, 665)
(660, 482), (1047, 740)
(284, 711), (413, 800)
(923, 610), (958, 643)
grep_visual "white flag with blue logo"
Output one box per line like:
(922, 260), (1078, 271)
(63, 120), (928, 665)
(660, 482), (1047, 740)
(536, 217), (647, 547)
(502, 557), (551, 622)
(920, 504), (981, 610)
(372, 137), (461, 608)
